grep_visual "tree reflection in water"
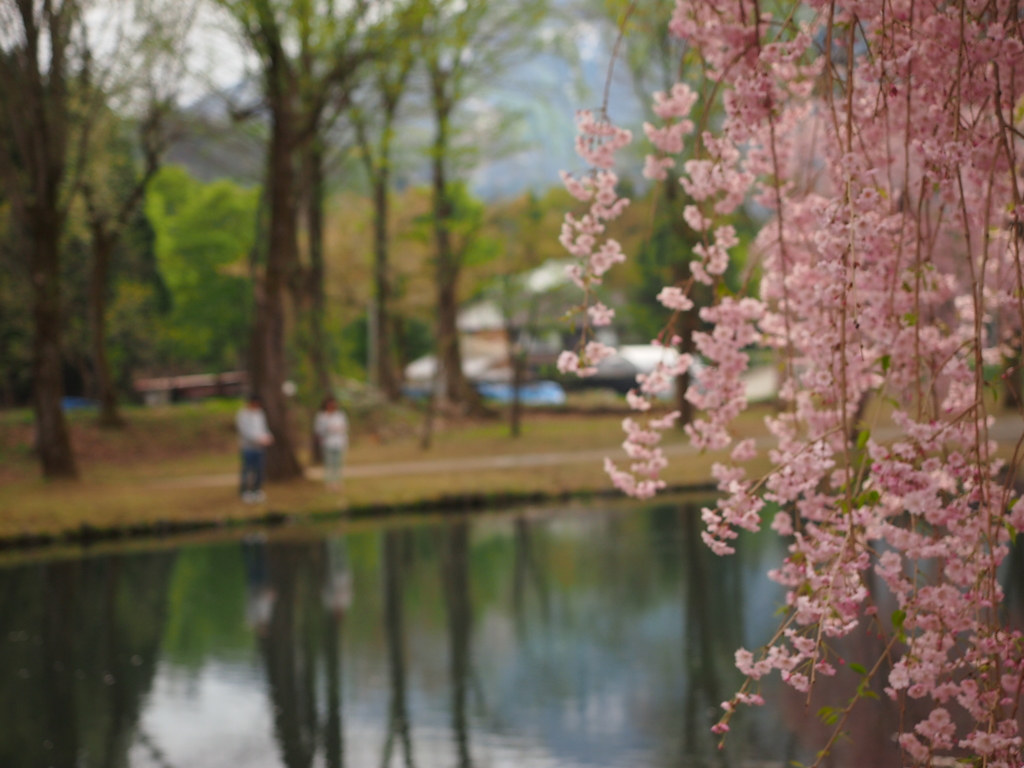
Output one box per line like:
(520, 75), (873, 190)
(381, 529), (415, 768)
(679, 503), (730, 768)
(8, 502), (1022, 767)
(512, 516), (550, 634)
(441, 520), (474, 768)
(322, 538), (349, 768)
(253, 536), (352, 768)
(0, 552), (175, 768)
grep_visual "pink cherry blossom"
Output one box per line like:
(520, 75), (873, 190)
(656, 286), (694, 312)
(561, 0), (1024, 762)
(587, 302), (614, 326)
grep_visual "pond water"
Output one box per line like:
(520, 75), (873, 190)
(5, 499), (1012, 768)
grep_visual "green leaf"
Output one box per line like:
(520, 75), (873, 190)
(856, 429), (871, 450)
(880, 354), (891, 372)
(902, 312), (918, 326)
(848, 662), (867, 675)
(855, 490), (881, 508)
(891, 609), (907, 642)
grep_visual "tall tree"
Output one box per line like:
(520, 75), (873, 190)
(351, 2), (423, 402)
(489, 192), (546, 438)
(296, 138), (331, 400)
(292, 15), (367, 408)
(79, 0), (191, 428)
(81, 107), (170, 427)
(596, 0), (711, 429)
(0, 0), (83, 478)
(420, 0), (548, 410)
(217, 0), (373, 479)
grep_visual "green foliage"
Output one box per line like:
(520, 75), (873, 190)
(104, 210), (171, 392)
(626, 216), (698, 341)
(162, 544), (253, 666)
(145, 166), (258, 371)
(448, 182), (501, 267)
(892, 609), (907, 642)
(340, 315), (370, 379)
(0, 205), (31, 404)
(339, 312), (434, 377)
(399, 316), (434, 363)
(623, 190), (758, 343)
(107, 283), (160, 380)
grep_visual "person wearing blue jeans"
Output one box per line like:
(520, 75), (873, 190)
(237, 394), (274, 503)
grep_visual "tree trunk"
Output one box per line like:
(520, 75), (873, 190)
(302, 143), (329, 467)
(420, 357), (442, 451)
(304, 142), (331, 399)
(89, 232), (124, 428)
(436, 273), (466, 405)
(675, 307), (696, 428)
(1004, 352), (1022, 412)
(373, 169), (400, 400)
(430, 112), (478, 412)
(666, 178), (700, 431)
(31, 217), (78, 478)
(509, 329), (523, 439)
(254, 91), (303, 481)
(3, 2), (78, 479)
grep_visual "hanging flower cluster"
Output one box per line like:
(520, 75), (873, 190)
(561, 0), (1024, 763)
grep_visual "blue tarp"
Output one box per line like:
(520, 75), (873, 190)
(476, 380), (567, 405)
(61, 397), (97, 411)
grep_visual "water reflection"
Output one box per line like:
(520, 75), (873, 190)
(382, 530), (413, 768)
(1, 501), (975, 767)
(323, 538), (349, 768)
(261, 542), (321, 768)
(442, 521), (474, 768)
(0, 552), (175, 768)
(679, 506), (731, 766)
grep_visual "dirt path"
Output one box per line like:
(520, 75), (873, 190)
(153, 417), (1023, 490)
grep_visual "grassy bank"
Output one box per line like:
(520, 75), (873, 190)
(0, 399), (757, 539)
(8, 396), (1015, 544)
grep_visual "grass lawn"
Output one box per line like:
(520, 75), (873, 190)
(5, 396), (1016, 541)
(0, 398), (771, 539)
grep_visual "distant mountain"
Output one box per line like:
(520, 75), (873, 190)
(165, 80), (267, 185)
(165, 20), (647, 200)
(467, 28), (647, 199)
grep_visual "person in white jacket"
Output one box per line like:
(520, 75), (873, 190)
(236, 394), (274, 503)
(314, 396), (348, 489)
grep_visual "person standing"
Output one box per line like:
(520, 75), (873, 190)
(237, 394), (274, 503)
(314, 396), (348, 490)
